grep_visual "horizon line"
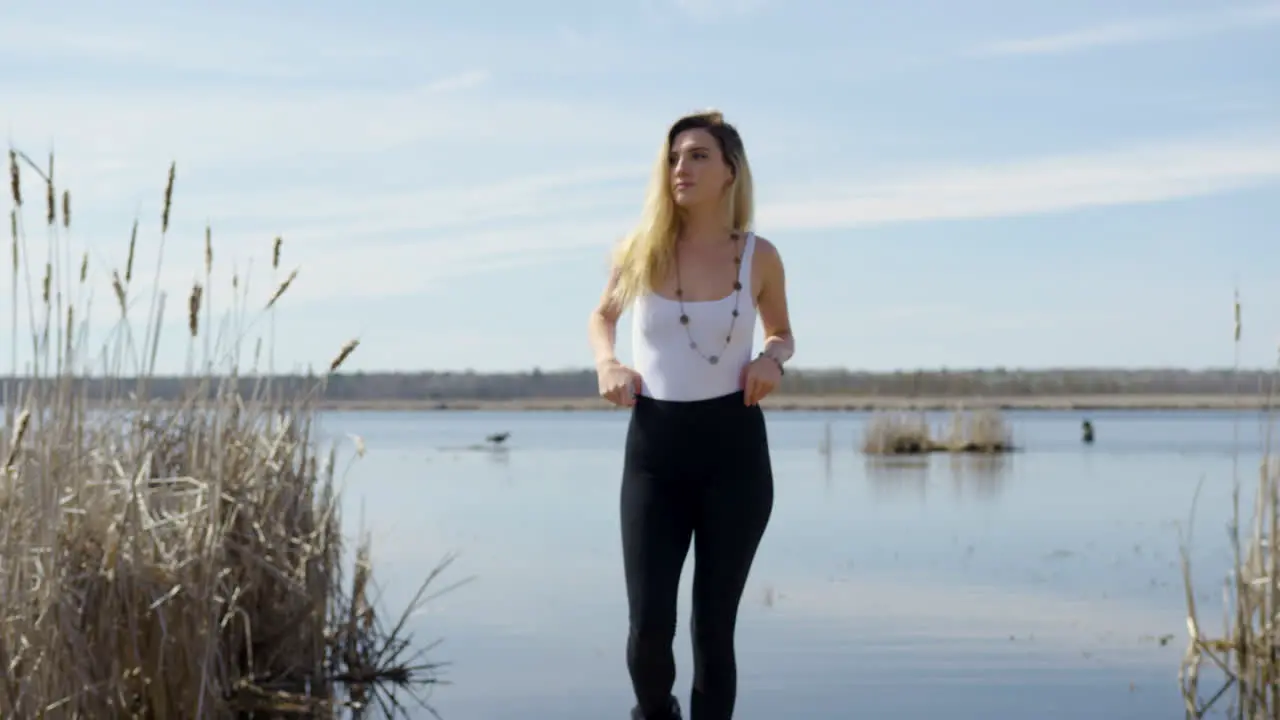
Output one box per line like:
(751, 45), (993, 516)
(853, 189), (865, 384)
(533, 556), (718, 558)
(2, 365), (1279, 380)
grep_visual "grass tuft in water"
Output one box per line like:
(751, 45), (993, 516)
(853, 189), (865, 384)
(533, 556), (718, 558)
(861, 408), (1014, 455)
(1179, 287), (1280, 719)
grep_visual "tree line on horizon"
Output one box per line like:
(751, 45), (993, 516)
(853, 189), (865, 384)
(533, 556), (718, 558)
(3, 367), (1277, 401)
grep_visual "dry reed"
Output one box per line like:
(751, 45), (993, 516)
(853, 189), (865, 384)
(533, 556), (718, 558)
(860, 408), (1014, 455)
(1, 148), (453, 718)
(860, 412), (933, 455)
(940, 408), (1014, 453)
(1179, 289), (1280, 718)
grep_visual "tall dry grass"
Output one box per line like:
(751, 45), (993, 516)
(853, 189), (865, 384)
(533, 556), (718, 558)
(940, 408), (1013, 453)
(1179, 289), (1280, 719)
(860, 411), (932, 455)
(1, 149), (452, 717)
(860, 408), (1014, 455)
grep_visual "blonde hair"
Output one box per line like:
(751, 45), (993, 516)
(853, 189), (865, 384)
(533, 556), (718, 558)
(609, 109), (755, 309)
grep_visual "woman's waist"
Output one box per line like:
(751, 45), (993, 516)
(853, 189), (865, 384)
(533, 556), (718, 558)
(628, 390), (765, 455)
(632, 388), (763, 429)
(635, 371), (749, 406)
(635, 387), (747, 409)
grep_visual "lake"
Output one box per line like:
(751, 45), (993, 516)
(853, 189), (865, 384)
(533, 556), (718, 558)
(319, 407), (1273, 719)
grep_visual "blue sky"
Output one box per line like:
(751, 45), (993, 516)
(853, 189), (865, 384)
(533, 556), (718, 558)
(2, 0), (1278, 374)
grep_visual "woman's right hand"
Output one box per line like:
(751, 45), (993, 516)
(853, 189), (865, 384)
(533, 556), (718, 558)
(597, 359), (643, 407)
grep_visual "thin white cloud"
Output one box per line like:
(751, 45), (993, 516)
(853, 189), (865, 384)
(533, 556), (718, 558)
(0, 60), (662, 345)
(421, 70), (491, 94)
(973, 2), (1280, 57)
(0, 17), (347, 79)
(758, 130), (1280, 231)
(1, 81), (650, 225)
(671, 0), (769, 21)
(185, 163), (644, 234)
(17, 126), (1277, 321)
(105, 127), (1280, 311)
(854, 304), (1048, 336)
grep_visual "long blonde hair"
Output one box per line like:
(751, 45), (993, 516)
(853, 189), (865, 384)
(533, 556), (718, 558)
(609, 110), (755, 309)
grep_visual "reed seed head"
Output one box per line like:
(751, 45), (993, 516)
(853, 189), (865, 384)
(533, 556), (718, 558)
(272, 236), (282, 270)
(79, 252), (88, 284)
(265, 268), (298, 310)
(8, 148), (20, 207)
(45, 152), (55, 226)
(205, 225), (213, 275)
(4, 408), (31, 471)
(188, 282), (203, 337)
(126, 219), (138, 282)
(330, 339), (359, 372)
(162, 162), (175, 234)
(111, 270), (127, 313)
(62, 189), (71, 229)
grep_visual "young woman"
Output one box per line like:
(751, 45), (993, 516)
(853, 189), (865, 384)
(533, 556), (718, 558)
(587, 110), (795, 720)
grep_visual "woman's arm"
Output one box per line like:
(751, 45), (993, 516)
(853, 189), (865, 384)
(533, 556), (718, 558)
(588, 267), (625, 369)
(754, 237), (795, 367)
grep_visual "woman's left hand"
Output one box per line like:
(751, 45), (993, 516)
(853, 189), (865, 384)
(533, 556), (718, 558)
(743, 355), (783, 406)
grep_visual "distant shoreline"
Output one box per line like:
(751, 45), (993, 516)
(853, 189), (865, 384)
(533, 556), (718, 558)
(8, 369), (1278, 411)
(310, 393), (1277, 412)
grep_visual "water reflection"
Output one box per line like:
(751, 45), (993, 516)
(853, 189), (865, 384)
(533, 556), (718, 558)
(816, 420), (835, 488)
(862, 454), (1011, 503)
(948, 454), (1011, 502)
(864, 456), (930, 501)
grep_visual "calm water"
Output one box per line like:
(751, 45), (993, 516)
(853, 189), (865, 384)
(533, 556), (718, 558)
(319, 408), (1275, 719)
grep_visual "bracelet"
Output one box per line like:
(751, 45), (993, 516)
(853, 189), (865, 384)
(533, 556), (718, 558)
(757, 352), (784, 375)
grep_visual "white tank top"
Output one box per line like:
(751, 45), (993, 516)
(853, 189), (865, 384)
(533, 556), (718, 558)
(631, 232), (758, 402)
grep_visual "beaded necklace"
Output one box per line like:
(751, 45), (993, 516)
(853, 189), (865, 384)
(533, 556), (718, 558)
(673, 231), (745, 366)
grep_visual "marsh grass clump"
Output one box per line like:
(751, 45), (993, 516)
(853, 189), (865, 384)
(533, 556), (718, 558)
(861, 408), (1015, 455)
(860, 412), (932, 455)
(1, 149), (451, 718)
(1179, 290), (1280, 719)
(940, 408), (1014, 453)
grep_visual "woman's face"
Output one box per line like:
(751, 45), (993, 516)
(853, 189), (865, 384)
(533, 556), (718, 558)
(668, 128), (734, 210)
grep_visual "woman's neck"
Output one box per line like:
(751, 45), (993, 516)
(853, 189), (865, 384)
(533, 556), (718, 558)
(678, 210), (732, 248)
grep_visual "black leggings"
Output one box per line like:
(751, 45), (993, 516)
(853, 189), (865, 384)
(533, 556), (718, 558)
(620, 390), (774, 720)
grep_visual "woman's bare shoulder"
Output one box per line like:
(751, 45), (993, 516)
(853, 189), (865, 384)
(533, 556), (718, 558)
(753, 235), (783, 268)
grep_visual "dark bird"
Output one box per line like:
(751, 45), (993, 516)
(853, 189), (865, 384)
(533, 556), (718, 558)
(486, 432), (510, 445)
(1081, 420), (1095, 444)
